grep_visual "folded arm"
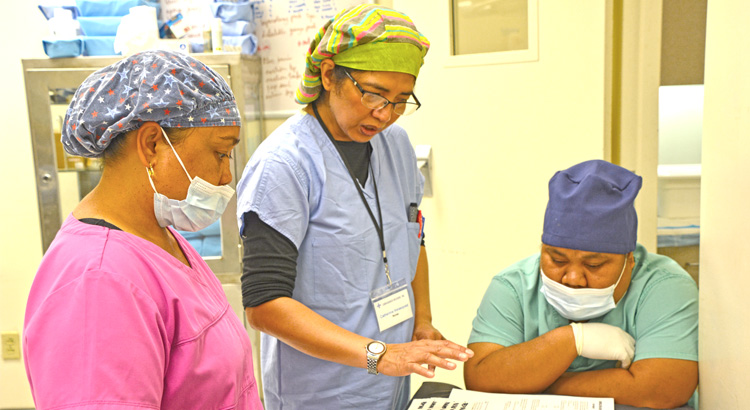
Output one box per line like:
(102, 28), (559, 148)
(546, 358), (697, 409)
(464, 325), (578, 393)
(465, 326), (696, 408)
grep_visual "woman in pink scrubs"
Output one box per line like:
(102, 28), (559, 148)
(23, 50), (263, 410)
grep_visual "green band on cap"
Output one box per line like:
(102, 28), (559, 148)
(333, 42), (424, 78)
(295, 4), (430, 104)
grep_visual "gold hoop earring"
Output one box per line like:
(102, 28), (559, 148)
(147, 164), (155, 177)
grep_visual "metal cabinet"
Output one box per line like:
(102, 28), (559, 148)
(22, 53), (264, 279)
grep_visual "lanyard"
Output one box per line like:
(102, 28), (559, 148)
(312, 102), (393, 285)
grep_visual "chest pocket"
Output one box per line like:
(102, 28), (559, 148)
(406, 222), (421, 276)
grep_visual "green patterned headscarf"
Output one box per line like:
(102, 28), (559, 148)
(295, 4), (430, 104)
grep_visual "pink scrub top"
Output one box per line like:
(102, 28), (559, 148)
(24, 215), (263, 410)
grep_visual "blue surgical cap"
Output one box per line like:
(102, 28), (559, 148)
(61, 50), (241, 158)
(542, 160), (643, 254)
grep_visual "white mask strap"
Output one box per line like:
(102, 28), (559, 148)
(160, 127), (193, 181)
(612, 255), (629, 289)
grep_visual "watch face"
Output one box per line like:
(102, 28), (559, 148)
(368, 342), (385, 354)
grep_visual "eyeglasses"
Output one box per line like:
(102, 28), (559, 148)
(343, 70), (421, 116)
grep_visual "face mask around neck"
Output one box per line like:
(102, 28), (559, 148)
(539, 257), (628, 321)
(147, 128), (235, 232)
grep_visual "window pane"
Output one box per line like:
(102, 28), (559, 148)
(452, 0), (529, 55)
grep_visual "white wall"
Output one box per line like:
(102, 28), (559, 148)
(391, 0), (610, 390)
(0, 4), (48, 408)
(699, 1), (750, 408)
(658, 85), (703, 165)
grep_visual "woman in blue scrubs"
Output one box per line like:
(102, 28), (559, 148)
(235, 4), (473, 409)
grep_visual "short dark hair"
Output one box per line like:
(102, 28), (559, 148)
(319, 65), (363, 101)
(100, 126), (193, 168)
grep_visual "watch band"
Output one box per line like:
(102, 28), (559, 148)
(366, 341), (387, 375)
(366, 355), (379, 375)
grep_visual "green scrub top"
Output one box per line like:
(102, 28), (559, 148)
(469, 243), (698, 406)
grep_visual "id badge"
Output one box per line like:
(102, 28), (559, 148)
(370, 278), (413, 332)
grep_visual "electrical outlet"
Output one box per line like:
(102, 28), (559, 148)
(2, 332), (21, 360)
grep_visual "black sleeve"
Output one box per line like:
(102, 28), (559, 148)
(241, 211), (299, 308)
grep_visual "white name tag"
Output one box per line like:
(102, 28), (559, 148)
(370, 279), (413, 332)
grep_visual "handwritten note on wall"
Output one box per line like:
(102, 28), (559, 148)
(254, 0), (369, 116)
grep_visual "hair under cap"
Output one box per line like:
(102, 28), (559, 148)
(295, 4), (430, 104)
(61, 50), (241, 158)
(542, 160), (643, 254)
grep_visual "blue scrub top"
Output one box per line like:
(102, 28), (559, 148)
(236, 112), (424, 409)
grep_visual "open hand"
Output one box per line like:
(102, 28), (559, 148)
(378, 339), (474, 378)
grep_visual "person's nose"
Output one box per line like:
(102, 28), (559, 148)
(219, 161), (233, 185)
(372, 103), (394, 122)
(561, 266), (587, 288)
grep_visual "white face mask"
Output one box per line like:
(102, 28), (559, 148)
(147, 128), (235, 232)
(539, 257), (628, 321)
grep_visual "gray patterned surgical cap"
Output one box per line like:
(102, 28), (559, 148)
(61, 50), (241, 158)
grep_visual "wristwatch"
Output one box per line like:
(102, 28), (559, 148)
(365, 340), (387, 375)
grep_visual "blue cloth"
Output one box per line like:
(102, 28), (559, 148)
(543, 160), (643, 254)
(75, 0), (158, 17)
(78, 16), (122, 36)
(236, 112), (424, 409)
(82, 35), (116, 56)
(177, 220), (222, 257)
(223, 20), (254, 36)
(469, 243), (698, 406)
(42, 38), (84, 58)
(38, 4), (80, 20)
(223, 33), (258, 56)
(61, 50), (240, 158)
(210, 1), (255, 23)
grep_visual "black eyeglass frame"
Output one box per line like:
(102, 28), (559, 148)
(342, 69), (422, 116)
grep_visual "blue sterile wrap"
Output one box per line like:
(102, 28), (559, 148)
(61, 49), (241, 158)
(75, 0), (159, 17)
(82, 36), (117, 56)
(223, 34), (258, 55)
(223, 20), (254, 36)
(38, 4), (80, 20)
(78, 16), (122, 36)
(43, 38), (84, 58)
(210, 1), (255, 22)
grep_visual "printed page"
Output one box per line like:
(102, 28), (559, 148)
(408, 398), (490, 410)
(448, 390), (614, 410)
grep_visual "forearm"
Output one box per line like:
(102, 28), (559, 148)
(411, 245), (432, 324)
(464, 325), (578, 393)
(246, 297), (371, 369)
(546, 359), (698, 409)
(246, 296), (473, 378)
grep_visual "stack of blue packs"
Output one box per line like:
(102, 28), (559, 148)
(204, 0), (259, 55)
(40, 0), (159, 58)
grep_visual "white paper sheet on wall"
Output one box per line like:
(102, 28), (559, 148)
(253, 0), (371, 117)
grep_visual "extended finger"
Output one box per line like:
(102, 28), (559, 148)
(408, 362), (436, 378)
(424, 340), (474, 361)
(418, 351), (460, 371)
